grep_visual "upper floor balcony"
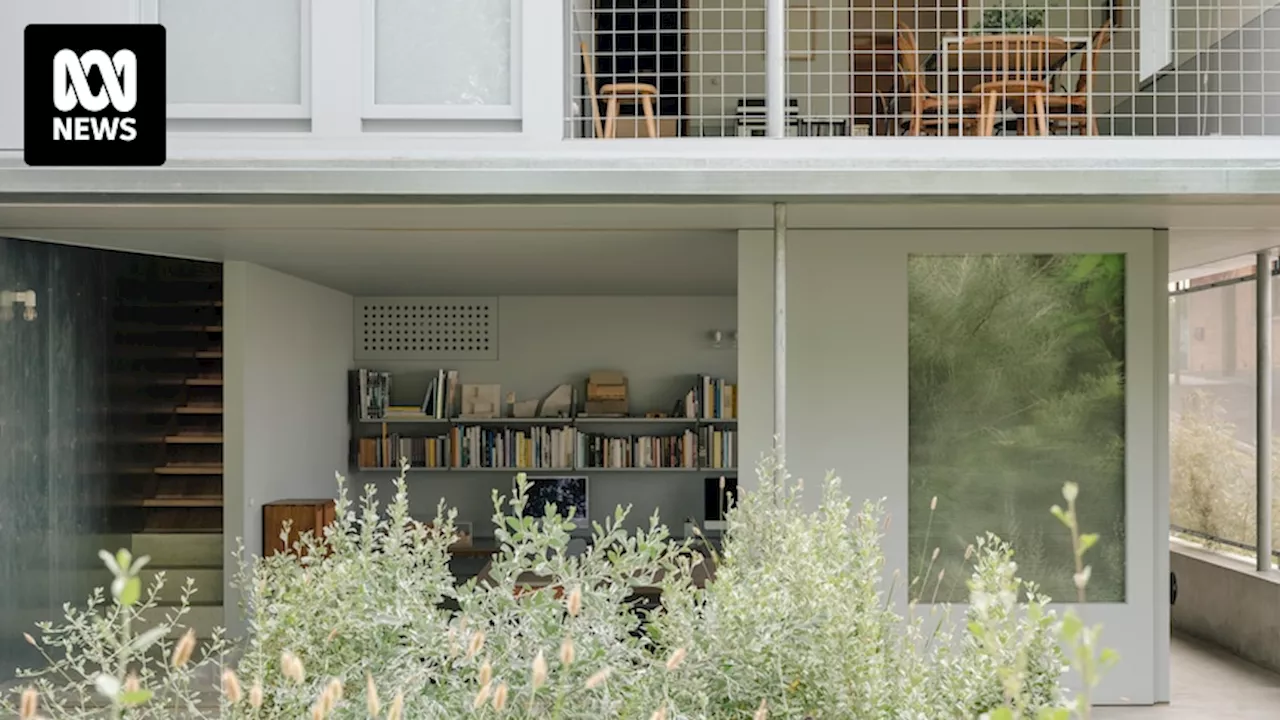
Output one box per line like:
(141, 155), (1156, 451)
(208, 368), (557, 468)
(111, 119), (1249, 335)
(2, 0), (1280, 192)
(569, 0), (1279, 140)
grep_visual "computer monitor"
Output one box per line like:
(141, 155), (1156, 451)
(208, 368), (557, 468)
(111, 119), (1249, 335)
(524, 475), (589, 531)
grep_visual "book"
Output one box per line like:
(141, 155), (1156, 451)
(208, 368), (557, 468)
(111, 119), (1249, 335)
(353, 369), (391, 419)
(577, 430), (697, 469)
(675, 375), (738, 420)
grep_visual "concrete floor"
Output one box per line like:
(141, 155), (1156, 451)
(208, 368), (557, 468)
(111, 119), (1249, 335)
(1096, 634), (1280, 719)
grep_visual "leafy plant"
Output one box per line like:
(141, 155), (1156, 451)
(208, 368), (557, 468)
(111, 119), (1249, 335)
(909, 254), (1126, 603)
(978, 6), (1047, 31)
(648, 456), (1067, 720)
(10, 458), (1116, 720)
(2, 548), (228, 719)
(232, 469), (459, 718)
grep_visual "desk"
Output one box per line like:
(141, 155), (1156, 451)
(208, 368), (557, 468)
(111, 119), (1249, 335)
(938, 34), (1091, 134)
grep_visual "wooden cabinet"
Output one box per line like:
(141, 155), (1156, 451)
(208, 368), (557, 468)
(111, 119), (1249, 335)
(262, 499), (336, 557)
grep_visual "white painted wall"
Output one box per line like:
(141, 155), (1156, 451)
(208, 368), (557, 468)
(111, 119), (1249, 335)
(736, 230), (775, 495)
(736, 229), (1167, 705)
(223, 261), (353, 635)
(351, 295), (738, 533)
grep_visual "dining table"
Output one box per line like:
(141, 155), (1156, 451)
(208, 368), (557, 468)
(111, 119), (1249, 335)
(935, 33), (1093, 134)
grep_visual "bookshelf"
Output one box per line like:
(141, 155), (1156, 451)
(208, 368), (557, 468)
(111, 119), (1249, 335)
(352, 418), (738, 473)
(351, 369), (738, 474)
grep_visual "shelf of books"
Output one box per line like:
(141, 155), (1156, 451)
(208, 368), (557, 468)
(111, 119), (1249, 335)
(578, 430), (698, 470)
(351, 369), (737, 473)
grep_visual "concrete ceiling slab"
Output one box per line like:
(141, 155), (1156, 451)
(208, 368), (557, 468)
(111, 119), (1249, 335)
(2, 202), (1278, 292)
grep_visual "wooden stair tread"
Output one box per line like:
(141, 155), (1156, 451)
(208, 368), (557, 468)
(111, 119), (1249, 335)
(114, 404), (223, 414)
(111, 375), (223, 386)
(119, 300), (223, 308)
(118, 350), (223, 358)
(165, 434), (223, 444)
(176, 404), (223, 414)
(132, 529), (224, 537)
(116, 324), (224, 332)
(154, 464), (224, 475)
(135, 497), (223, 508)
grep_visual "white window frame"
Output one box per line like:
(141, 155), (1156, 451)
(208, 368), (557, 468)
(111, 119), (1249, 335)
(360, 0), (522, 121)
(139, 0), (312, 120)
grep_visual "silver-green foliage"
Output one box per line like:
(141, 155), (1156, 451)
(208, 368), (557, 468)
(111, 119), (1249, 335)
(11, 458), (1110, 719)
(2, 549), (228, 719)
(648, 457), (1066, 720)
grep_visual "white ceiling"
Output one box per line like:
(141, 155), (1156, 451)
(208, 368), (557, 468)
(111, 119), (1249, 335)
(2, 202), (1278, 294)
(0, 227), (739, 296)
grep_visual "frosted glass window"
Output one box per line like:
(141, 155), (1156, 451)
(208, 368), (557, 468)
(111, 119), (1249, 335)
(373, 0), (512, 106)
(908, 254), (1127, 603)
(160, 0), (303, 105)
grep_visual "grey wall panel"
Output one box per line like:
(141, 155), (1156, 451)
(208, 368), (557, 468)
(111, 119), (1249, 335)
(1112, 7), (1280, 136)
(0, 237), (52, 678)
(0, 238), (128, 677)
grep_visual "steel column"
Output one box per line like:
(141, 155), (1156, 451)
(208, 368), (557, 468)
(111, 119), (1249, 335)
(773, 203), (787, 468)
(1258, 249), (1274, 571)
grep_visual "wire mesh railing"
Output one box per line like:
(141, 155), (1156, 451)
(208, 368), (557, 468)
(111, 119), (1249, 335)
(566, 0), (1279, 138)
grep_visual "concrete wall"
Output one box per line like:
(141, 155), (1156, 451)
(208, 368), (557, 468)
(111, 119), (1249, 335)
(1113, 3), (1280, 135)
(351, 295), (738, 533)
(0, 236), (127, 676)
(223, 261), (353, 634)
(1171, 539), (1280, 674)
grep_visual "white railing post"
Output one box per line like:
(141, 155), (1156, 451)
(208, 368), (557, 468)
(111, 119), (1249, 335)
(766, 0), (786, 138)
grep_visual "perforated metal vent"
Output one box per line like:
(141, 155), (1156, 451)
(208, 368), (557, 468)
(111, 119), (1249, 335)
(355, 297), (498, 360)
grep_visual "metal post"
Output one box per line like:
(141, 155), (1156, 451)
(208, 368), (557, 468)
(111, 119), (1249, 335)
(765, 0), (786, 138)
(1258, 249), (1273, 572)
(773, 203), (787, 467)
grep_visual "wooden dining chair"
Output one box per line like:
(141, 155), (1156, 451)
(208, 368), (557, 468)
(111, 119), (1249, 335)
(895, 22), (983, 136)
(1040, 20), (1113, 136)
(969, 34), (1061, 136)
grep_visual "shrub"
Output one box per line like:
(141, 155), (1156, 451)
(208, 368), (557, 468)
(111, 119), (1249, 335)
(647, 457), (1065, 720)
(1, 549), (228, 719)
(7, 458), (1111, 720)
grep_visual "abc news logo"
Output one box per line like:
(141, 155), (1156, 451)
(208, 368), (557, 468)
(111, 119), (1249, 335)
(24, 25), (165, 166)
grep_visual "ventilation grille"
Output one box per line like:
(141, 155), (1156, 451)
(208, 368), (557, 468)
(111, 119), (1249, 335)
(355, 297), (498, 360)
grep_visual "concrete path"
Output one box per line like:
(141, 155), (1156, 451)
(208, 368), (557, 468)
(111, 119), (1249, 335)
(1097, 634), (1280, 719)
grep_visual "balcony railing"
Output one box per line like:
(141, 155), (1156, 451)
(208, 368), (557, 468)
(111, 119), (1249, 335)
(566, 0), (1280, 138)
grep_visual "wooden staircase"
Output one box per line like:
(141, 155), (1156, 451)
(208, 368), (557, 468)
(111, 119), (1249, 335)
(109, 260), (224, 534)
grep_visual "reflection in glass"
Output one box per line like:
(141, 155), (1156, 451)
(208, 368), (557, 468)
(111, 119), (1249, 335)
(908, 254), (1126, 603)
(1169, 278), (1258, 552)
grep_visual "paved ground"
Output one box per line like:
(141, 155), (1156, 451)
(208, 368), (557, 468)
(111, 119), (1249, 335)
(1096, 634), (1280, 719)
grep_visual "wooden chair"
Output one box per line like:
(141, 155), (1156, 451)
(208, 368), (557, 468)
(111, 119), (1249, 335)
(1040, 20), (1113, 136)
(895, 22), (984, 136)
(580, 40), (659, 138)
(968, 34), (1063, 136)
